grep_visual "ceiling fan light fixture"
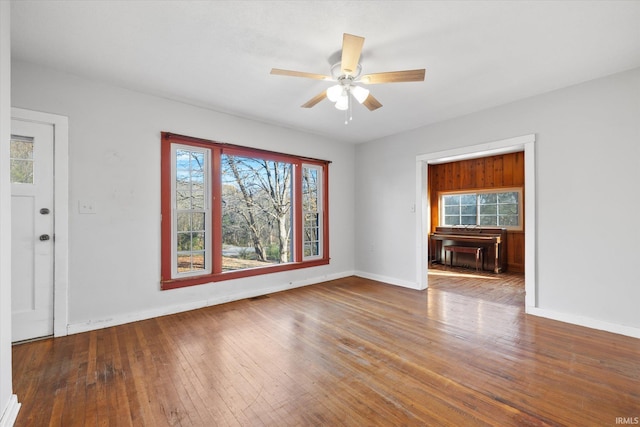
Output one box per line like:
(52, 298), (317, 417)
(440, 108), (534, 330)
(326, 84), (342, 102)
(335, 94), (349, 110)
(351, 85), (370, 104)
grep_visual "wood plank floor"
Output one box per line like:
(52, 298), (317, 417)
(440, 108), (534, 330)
(12, 271), (640, 426)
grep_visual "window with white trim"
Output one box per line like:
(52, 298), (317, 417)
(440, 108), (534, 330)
(440, 188), (522, 230)
(172, 145), (211, 278)
(302, 164), (322, 259)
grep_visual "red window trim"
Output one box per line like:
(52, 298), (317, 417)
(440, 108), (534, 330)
(160, 132), (330, 290)
(162, 132), (330, 165)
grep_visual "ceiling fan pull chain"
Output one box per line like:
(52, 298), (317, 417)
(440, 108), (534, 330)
(346, 89), (353, 125)
(344, 93), (349, 125)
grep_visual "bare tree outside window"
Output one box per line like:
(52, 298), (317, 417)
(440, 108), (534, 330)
(221, 154), (292, 271)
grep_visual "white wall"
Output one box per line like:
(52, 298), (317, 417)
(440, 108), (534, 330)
(11, 60), (355, 333)
(0, 3), (20, 425)
(355, 68), (640, 336)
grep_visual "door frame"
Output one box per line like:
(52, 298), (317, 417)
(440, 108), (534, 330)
(415, 134), (537, 309)
(11, 107), (69, 338)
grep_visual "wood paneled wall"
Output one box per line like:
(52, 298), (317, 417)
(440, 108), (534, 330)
(428, 152), (525, 273)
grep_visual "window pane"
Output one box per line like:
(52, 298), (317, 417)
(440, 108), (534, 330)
(302, 168), (319, 210)
(479, 204), (497, 215)
(498, 192), (518, 204)
(305, 242), (319, 257)
(192, 212), (205, 231)
(499, 204), (518, 215)
(10, 136), (34, 184)
(305, 213), (319, 228)
(177, 254), (191, 273)
(461, 215), (476, 225)
(221, 154), (293, 271)
(191, 252), (205, 271)
(444, 206), (460, 215)
(460, 194), (476, 205)
(480, 215), (497, 226)
(10, 138), (33, 159)
(191, 190), (205, 209)
(443, 195), (459, 206)
(176, 170), (190, 181)
(190, 152), (205, 172)
(191, 232), (205, 251)
(177, 253), (206, 273)
(176, 150), (191, 169)
(10, 160), (34, 184)
(461, 205), (476, 215)
(444, 216), (460, 226)
(191, 171), (205, 185)
(177, 232), (191, 251)
(177, 213), (191, 232)
(479, 193), (496, 204)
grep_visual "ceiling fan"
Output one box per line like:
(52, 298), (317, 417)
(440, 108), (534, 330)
(270, 33), (425, 123)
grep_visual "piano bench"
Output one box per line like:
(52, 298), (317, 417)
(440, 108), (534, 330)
(443, 245), (484, 271)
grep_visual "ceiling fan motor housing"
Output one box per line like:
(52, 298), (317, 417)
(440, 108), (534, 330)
(331, 61), (362, 81)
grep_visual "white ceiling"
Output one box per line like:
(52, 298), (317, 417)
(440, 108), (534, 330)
(10, 1), (640, 144)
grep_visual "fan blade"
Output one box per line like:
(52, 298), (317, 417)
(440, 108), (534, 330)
(360, 69), (426, 84)
(301, 90), (327, 108)
(362, 93), (382, 111)
(341, 33), (365, 76)
(270, 68), (331, 80)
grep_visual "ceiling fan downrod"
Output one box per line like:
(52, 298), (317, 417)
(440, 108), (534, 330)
(347, 88), (353, 125)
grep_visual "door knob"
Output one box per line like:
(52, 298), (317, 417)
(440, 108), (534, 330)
(40, 208), (50, 215)
(39, 234), (50, 241)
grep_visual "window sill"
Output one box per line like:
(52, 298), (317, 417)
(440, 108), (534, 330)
(161, 258), (330, 290)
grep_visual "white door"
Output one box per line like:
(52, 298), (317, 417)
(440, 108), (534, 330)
(11, 118), (55, 342)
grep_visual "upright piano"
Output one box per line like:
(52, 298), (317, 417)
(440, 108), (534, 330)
(430, 226), (507, 273)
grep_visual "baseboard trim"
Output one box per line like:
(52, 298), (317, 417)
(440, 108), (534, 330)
(64, 272), (640, 340)
(0, 395), (21, 427)
(67, 271), (355, 335)
(526, 306), (640, 339)
(353, 271), (422, 290)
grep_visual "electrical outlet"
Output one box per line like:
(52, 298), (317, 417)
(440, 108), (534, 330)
(78, 200), (96, 214)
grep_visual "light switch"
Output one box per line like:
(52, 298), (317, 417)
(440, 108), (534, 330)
(78, 200), (96, 214)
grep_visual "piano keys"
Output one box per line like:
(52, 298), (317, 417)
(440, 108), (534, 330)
(430, 226), (507, 273)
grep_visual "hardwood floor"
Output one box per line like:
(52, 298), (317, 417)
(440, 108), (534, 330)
(12, 272), (640, 426)
(428, 264), (525, 306)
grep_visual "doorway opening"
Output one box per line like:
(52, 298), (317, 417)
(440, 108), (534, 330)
(415, 134), (536, 310)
